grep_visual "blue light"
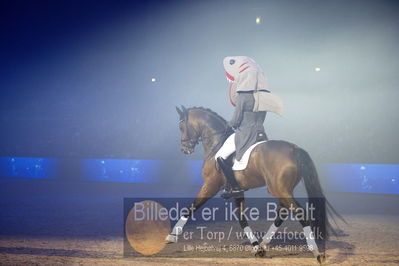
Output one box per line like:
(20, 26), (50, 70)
(0, 157), (58, 179)
(323, 164), (399, 194)
(81, 159), (161, 183)
(1, 157), (399, 194)
(186, 160), (203, 185)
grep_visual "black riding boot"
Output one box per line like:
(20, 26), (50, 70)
(217, 157), (245, 199)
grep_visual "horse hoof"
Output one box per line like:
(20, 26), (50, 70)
(165, 234), (177, 243)
(260, 241), (268, 252)
(317, 253), (326, 264)
(255, 249), (266, 258)
(252, 245), (266, 258)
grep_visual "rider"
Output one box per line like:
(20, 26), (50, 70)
(215, 56), (270, 197)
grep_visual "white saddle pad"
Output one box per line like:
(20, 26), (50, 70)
(232, 141), (268, 171)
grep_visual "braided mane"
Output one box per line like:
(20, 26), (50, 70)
(187, 106), (227, 125)
(186, 106), (232, 159)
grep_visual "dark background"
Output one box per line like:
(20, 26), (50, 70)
(1, 0), (398, 164)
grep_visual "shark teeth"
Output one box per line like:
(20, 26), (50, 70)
(226, 77), (233, 83)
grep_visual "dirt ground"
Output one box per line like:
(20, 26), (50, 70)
(1, 214), (398, 265)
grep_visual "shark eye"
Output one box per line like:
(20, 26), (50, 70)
(229, 59), (235, 65)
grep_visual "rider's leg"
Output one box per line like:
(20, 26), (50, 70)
(214, 133), (244, 195)
(214, 133), (236, 160)
(217, 157), (243, 193)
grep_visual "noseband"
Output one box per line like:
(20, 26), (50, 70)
(180, 119), (202, 149)
(180, 118), (232, 151)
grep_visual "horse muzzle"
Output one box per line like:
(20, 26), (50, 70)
(181, 145), (195, 155)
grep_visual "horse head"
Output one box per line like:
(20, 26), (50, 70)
(176, 105), (201, 155)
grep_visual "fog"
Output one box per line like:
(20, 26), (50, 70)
(1, 0), (398, 165)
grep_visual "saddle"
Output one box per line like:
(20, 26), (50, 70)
(232, 140), (268, 171)
(232, 132), (267, 171)
(221, 133), (267, 199)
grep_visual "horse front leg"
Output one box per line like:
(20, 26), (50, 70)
(166, 181), (221, 243)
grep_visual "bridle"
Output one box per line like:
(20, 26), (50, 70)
(179, 118), (202, 149)
(179, 118), (230, 150)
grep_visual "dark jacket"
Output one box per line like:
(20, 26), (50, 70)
(228, 91), (267, 161)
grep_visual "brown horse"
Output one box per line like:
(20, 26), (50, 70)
(167, 105), (342, 264)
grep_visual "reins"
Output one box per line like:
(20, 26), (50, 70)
(180, 119), (230, 146)
(178, 107), (235, 160)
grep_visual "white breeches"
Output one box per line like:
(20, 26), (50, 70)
(214, 133), (236, 160)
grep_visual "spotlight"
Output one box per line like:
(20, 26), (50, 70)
(151, 77), (157, 82)
(255, 17), (261, 24)
(314, 67), (321, 72)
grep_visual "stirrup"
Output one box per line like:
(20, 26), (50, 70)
(217, 157), (244, 199)
(221, 189), (245, 199)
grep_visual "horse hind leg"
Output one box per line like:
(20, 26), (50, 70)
(260, 205), (288, 251)
(234, 196), (265, 257)
(279, 197), (326, 264)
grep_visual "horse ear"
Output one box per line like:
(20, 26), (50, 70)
(176, 106), (184, 120)
(181, 105), (188, 120)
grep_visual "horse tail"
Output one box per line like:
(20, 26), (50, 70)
(293, 147), (346, 240)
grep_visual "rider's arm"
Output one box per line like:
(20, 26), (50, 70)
(228, 92), (246, 129)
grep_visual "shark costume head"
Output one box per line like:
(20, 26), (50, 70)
(223, 56), (283, 116)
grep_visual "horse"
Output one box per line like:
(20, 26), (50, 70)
(166, 105), (343, 264)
